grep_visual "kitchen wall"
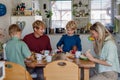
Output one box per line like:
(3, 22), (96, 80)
(48, 34), (95, 56)
(0, 0), (41, 43)
(0, 0), (12, 43)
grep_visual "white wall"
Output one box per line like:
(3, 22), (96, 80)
(0, 0), (12, 43)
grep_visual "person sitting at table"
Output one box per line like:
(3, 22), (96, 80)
(23, 20), (52, 80)
(5, 24), (31, 68)
(56, 20), (82, 53)
(23, 20), (52, 54)
(85, 22), (120, 80)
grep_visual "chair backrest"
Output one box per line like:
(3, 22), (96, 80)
(3, 61), (33, 80)
(44, 60), (80, 80)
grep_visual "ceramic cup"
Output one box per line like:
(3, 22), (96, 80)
(44, 50), (50, 56)
(75, 51), (81, 58)
(36, 53), (42, 61)
(46, 55), (52, 62)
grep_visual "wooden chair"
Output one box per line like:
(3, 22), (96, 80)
(3, 61), (33, 80)
(44, 60), (80, 80)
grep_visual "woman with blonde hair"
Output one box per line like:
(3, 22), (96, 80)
(85, 22), (120, 80)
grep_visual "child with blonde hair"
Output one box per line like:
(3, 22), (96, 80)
(57, 20), (82, 53)
(5, 24), (31, 68)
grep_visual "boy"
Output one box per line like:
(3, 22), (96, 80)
(57, 20), (82, 52)
(5, 24), (31, 68)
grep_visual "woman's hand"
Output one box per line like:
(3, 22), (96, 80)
(85, 50), (111, 66)
(85, 50), (95, 62)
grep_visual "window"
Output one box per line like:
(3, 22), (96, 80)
(51, 0), (72, 28)
(90, 0), (112, 25)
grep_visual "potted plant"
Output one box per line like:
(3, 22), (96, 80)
(45, 10), (53, 18)
(35, 10), (41, 15)
(73, 4), (78, 8)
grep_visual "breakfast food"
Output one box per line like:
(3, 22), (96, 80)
(65, 52), (74, 59)
(80, 55), (88, 60)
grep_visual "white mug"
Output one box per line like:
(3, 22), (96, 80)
(46, 55), (52, 62)
(75, 51), (81, 58)
(44, 50), (50, 56)
(36, 53), (42, 61)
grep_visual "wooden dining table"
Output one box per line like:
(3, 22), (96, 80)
(26, 58), (95, 80)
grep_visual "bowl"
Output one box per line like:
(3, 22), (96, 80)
(80, 55), (88, 60)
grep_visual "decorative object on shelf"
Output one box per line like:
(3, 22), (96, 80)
(73, 3), (78, 8)
(44, 10), (53, 34)
(72, 0), (89, 17)
(12, 2), (26, 16)
(16, 2), (26, 15)
(35, 10), (41, 15)
(43, 4), (46, 9)
(24, 10), (32, 16)
(45, 10), (53, 18)
(73, 0), (89, 28)
(79, 1), (82, 7)
(16, 21), (26, 31)
(0, 3), (6, 16)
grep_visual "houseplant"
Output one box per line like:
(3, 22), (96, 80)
(45, 10), (53, 18)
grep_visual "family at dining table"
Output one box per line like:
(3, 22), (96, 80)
(4, 19), (120, 80)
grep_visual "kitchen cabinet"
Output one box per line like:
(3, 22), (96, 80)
(10, 16), (42, 38)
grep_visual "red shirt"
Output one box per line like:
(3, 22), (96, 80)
(23, 33), (52, 53)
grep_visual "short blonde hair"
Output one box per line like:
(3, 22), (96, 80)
(32, 20), (46, 30)
(9, 24), (21, 36)
(66, 20), (77, 30)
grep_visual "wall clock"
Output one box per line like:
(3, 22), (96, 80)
(0, 3), (6, 16)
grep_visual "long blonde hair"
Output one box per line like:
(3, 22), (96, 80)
(90, 22), (114, 54)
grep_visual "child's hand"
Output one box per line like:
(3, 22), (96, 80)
(58, 47), (63, 52)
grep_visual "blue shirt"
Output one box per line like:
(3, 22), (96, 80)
(57, 34), (82, 52)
